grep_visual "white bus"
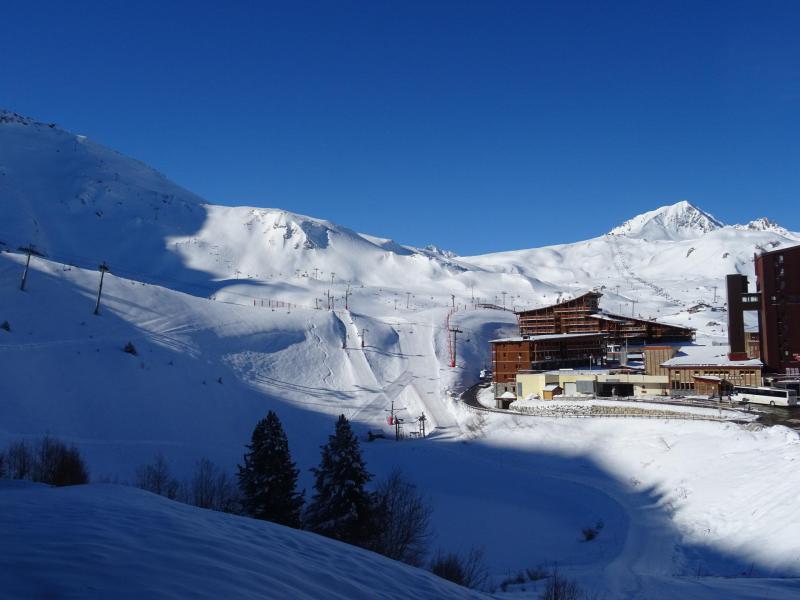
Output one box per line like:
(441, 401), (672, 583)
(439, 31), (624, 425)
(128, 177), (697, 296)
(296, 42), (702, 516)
(731, 386), (798, 407)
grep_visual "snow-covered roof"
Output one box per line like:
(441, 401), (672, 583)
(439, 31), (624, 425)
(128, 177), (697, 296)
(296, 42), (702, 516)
(543, 384), (561, 391)
(591, 311), (693, 330)
(515, 291), (601, 314)
(499, 391), (517, 399)
(660, 345), (762, 368)
(589, 313), (626, 323)
(490, 332), (606, 343)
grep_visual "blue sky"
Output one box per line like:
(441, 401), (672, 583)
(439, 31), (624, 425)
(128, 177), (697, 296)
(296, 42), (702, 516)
(1, 1), (798, 254)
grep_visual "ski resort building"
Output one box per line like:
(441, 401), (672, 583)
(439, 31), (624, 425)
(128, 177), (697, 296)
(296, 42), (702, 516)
(516, 292), (694, 345)
(490, 292), (695, 405)
(490, 333), (607, 403)
(515, 370), (669, 401)
(660, 345), (763, 396)
(755, 245), (800, 374)
(726, 243), (800, 374)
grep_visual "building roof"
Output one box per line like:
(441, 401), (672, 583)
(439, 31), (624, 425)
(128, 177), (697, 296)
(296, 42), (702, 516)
(490, 332), (607, 343)
(499, 391), (517, 399)
(591, 311), (694, 331)
(515, 291), (601, 315)
(543, 369), (612, 376)
(588, 313), (627, 323)
(543, 384), (562, 391)
(755, 241), (800, 259)
(660, 345), (763, 368)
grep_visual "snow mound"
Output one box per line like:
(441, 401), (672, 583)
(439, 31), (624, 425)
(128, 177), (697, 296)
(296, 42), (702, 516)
(609, 200), (724, 240)
(0, 482), (482, 599)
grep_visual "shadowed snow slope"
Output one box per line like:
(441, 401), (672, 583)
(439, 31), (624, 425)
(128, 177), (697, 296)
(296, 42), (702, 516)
(0, 481), (484, 600)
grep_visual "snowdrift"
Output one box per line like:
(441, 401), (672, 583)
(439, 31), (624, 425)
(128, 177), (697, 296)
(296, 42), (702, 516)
(0, 481), (484, 599)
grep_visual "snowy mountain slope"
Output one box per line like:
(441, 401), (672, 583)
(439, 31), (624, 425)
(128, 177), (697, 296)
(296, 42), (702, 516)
(464, 203), (800, 334)
(0, 111), (209, 284)
(0, 481), (485, 600)
(165, 204), (474, 291)
(0, 110), (477, 297)
(0, 252), (515, 477)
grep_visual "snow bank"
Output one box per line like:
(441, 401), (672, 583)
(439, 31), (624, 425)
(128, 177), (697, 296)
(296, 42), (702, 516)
(0, 482), (483, 599)
(508, 397), (755, 420)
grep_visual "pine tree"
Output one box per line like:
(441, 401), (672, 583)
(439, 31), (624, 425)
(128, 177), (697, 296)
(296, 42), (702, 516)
(305, 414), (374, 546)
(238, 411), (303, 527)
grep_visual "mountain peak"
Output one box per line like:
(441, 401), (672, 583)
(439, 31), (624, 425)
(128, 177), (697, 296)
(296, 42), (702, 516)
(0, 109), (55, 129)
(734, 217), (791, 236)
(609, 201), (724, 240)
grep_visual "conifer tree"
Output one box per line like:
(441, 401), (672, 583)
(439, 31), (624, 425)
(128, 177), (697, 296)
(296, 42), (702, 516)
(305, 414), (374, 546)
(238, 411), (303, 527)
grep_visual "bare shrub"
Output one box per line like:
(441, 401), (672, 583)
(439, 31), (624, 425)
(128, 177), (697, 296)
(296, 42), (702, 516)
(123, 341), (138, 356)
(499, 572), (527, 592)
(189, 457), (239, 512)
(212, 470), (240, 513)
(540, 567), (584, 600)
(370, 469), (432, 566)
(6, 437), (89, 486)
(430, 547), (488, 590)
(6, 441), (32, 480)
(135, 453), (180, 499)
(191, 457), (217, 508)
(33, 435), (64, 483)
(50, 444), (90, 486)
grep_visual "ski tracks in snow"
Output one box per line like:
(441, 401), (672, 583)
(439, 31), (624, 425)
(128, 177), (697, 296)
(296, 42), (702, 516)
(309, 321), (333, 386)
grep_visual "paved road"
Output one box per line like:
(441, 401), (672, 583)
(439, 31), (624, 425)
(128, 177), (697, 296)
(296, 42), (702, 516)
(461, 380), (491, 410)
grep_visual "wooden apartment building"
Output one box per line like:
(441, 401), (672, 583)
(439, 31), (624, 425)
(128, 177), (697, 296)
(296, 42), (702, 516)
(516, 292), (694, 345)
(491, 332), (607, 398)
